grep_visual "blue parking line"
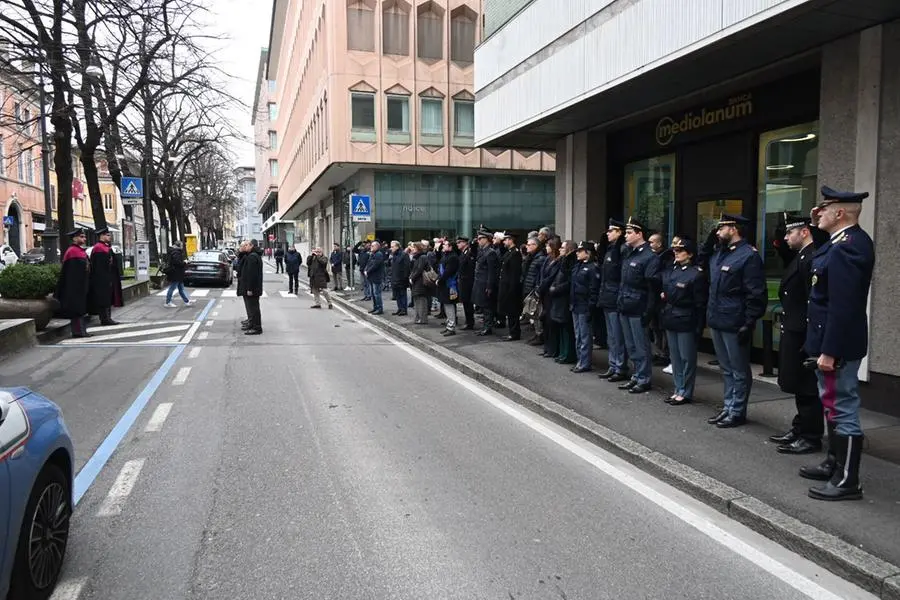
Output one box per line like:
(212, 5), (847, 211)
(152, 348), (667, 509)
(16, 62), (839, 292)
(196, 298), (215, 322)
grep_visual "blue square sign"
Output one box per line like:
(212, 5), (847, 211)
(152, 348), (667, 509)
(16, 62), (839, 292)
(351, 194), (372, 223)
(2, 215), (13, 226)
(121, 177), (144, 198)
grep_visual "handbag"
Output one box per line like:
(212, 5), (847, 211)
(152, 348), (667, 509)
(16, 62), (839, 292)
(424, 266), (439, 287)
(522, 290), (542, 320)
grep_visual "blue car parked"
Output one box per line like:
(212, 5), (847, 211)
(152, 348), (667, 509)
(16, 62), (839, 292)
(1, 388), (74, 599)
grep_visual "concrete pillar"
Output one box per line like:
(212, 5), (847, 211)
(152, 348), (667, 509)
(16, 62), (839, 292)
(555, 136), (572, 239)
(460, 175), (473, 239)
(555, 131), (607, 242)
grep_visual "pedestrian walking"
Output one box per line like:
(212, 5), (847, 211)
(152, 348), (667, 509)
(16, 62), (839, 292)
(164, 241), (194, 308)
(274, 245), (285, 273)
(472, 229), (500, 336)
(570, 241), (600, 373)
(499, 232), (524, 341)
(597, 219), (629, 382)
(54, 228), (91, 338)
(390, 241), (410, 315)
(437, 240), (460, 336)
(87, 227), (124, 325)
(455, 236), (476, 330)
(769, 214), (824, 454)
(330, 243), (343, 290)
(615, 217), (659, 395)
(285, 245), (302, 294)
(365, 241), (385, 315)
(705, 214), (767, 428)
(659, 236), (707, 405)
(307, 247), (334, 309)
(239, 240), (264, 334)
(801, 186), (874, 501)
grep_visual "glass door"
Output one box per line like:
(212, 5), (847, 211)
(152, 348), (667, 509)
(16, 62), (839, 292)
(624, 154), (676, 243)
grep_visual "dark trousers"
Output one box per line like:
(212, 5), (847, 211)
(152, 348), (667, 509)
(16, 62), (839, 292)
(242, 296), (250, 320)
(793, 394), (825, 441)
(394, 286), (408, 312)
(98, 306), (114, 325)
(480, 305), (495, 331)
(288, 272), (299, 293)
(275, 258), (284, 273)
(70, 316), (87, 335)
(245, 295), (261, 331)
(461, 301), (474, 327)
(544, 318), (560, 357)
(506, 304), (522, 338)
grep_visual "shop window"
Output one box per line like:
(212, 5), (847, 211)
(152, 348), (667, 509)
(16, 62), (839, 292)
(416, 3), (443, 61)
(347, 1), (375, 52)
(382, 1), (410, 56)
(757, 122), (819, 280)
(624, 154), (676, 243)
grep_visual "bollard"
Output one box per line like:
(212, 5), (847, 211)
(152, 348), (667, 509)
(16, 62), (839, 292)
(760, 319), (775, 377)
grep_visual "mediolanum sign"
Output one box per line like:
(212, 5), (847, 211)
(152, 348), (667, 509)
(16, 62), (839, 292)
(655, 94), (754, 146)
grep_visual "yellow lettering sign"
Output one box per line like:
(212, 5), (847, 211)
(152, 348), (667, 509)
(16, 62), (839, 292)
(656, 95), (754, 146)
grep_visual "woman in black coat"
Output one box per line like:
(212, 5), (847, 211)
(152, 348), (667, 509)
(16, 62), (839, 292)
(409, 243), (430, 324)
(436, 241), (460, 335)
(538, 238), (562, 358)
(548, 241), (577, 364)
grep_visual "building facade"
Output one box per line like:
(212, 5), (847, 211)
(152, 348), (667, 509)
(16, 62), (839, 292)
(234, 166), (262, 242)
(474, 0), (900, 414)
(263, 0), (556, 252)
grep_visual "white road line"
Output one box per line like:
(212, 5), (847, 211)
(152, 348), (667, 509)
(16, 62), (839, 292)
(191, 289), (210, 297)
(188, 346), (202, 359)
(86, 320), (192, 333)
(212, 311), (219, 317)
(279, 291), (296, 297)
(156, 290), (168, 296)
(205, 320), (215, 327)
(198, 331), (209, 340)
(332, 305), (872, 600)
(179, 322), (201, 344)
(49, 577), (88, 600)
(60, 324), (191, 344)
(221, 290), (237, 297)
(144, 403), (173, 432)
(97, 459), (145, 517)
(172, 367), (191, 386)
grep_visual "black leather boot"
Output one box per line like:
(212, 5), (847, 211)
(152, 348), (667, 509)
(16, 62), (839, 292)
(799, 422), (837, 481)
(808, 434), (864, 501)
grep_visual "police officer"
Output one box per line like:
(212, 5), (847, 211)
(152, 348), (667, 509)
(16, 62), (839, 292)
(706, 214), (767, 428)
(802, 186), (874, 501)
(597, 219), (629, 381)
(472, 228), (500, 336)
(570, 241), (600, 373)
(614, 217), (659, 394)
(769, 214), (823, 454)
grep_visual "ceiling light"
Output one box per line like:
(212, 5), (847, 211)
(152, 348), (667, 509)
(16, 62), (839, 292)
(766, 164), (794, 171)
(781, 133), (817, 142)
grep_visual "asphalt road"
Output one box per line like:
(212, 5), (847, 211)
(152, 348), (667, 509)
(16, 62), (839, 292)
(3, 269), (879, 600)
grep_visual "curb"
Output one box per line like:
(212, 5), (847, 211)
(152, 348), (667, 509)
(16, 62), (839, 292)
(333, 293), (900, 598)
(0, 319), (36, 359)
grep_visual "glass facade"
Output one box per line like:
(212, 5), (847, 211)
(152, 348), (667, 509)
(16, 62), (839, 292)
(373, 171), (554, 242)
(624, 154), (676, 242)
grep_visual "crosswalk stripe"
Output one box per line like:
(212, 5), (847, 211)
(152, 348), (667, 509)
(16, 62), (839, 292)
(192, 289), (210, 297)
(221, 290), (237, 297)
(60, 324), (191, 344)
(279, 291), (297, 298)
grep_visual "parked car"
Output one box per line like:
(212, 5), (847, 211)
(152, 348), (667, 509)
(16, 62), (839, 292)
(0, 387), (74, 599)
(184, 250), (234, 287)
(19, 247), (59, 265)
(0, 244), (18, 268)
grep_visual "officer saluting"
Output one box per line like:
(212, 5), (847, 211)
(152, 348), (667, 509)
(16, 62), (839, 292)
(802, 186), (875, 501)
(769, 214), (823, 454)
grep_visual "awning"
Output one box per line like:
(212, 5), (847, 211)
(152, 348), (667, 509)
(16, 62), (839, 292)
(75, 221), (95, 230)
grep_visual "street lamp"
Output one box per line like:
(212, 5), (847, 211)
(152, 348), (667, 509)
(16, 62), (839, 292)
(37, 70), (57, 264)
(84, 63), (103, 80)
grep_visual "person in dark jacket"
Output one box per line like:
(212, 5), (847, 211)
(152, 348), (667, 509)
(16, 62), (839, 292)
(238, 241), (264, 334)
(538, 237), (563, 359)
(307, 247), (333, 309)
(436, 241), (460, 336)
(343, 246), (353, 289)
(365, 241), (386, 314)
(548, 241), (577, 364)
(164, 241), (193, 307)
(88, 227), (124, 325)
(570, 241), (601, 373)
(390, 241), (411, 315)
(660, 237), (707, 405)
(409, 243), (431, 324)
(521, 236), (547, 345)
(499, 233), (524, 341)
(330, 243), (344, 290)
(54, 228), (91, 338)
(706, 214), (767, 428)
(354, 241), (371, 299)
(456, 237), (477, 330)
(274, 245), (285, 273)
(649, 232), (673, 367)
(284, 246), (303, 294)
(597, 220), (628, 381)
(472, 229), (500, 336)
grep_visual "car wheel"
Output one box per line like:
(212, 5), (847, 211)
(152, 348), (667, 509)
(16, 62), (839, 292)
(8, 463), (71, 600)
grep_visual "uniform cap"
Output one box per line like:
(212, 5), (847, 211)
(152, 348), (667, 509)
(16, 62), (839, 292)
(476, 228), (492, 240)
(576, 240), (594, 252)
(456, 236), (470, 243)
(67, 227), (86, 238)
(717, 213), (751, 227)
(94, 227), (110, 236)
(783, 212), (811, 231)
(820, 186), (868, 205)
(625, 217), (645, 232)
(671, 236), (697, 255)
(608, 218), (625, 231)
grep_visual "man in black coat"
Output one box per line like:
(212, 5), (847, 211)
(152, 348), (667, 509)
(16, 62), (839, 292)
(499, 232), (524, 341)
(472, 229), (500, 336)
(521, 235), (547, 345)
(54, 228), (91, 338)
(274, 245), (285, 273)
(390, 241), (411, 315)
(455, 236), (476, 330)
(87, 227), (124, 325)
(239, 240), (264, 335)
(284, 246), (303, 294)
(365, 241), (386, 315)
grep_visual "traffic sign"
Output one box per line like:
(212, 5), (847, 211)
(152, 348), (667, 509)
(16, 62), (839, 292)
(351, 194), (372, 223)
(122, 197), (142, 206)
(121, 176), (143, 198)
(2, 216), (13, 227)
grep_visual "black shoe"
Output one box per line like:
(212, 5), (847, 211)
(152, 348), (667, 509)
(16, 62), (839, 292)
(502, 335), (520, 342)
(397, 311), (408, 316)
(652, 356), (670, 366)
(461, 324), (474, 330)
(597, 368), (615, 379)
(628, 383), (652, 394)
(608, 373), (628, 383)
(442, 330), (456, 337)
(618, 380), (637, 390)
(808, 435), (864, 501)
(769, 430), (799, 445)
(241, 324), (251, 330)
(777, 438), (822, 455)
(670, 397), (692, 406)
(72, 333), (93, 339)
(100, 320), (121, 326)
(716, 415), (747, 428)
(371, 310), (383, 315)
(571, 365), (592, 373)
(241, 320), (250, 326)
(392, 311), (401, 316)
(244, 329), (262, 335)
(526, 337), (543, 346)
(707, 410), (729, 425)
(799, 456), (836, 481)
(476, 329), (493, 336)
(708, 359), (720, 366)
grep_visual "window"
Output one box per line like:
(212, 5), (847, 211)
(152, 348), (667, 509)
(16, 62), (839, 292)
(267, 80), (276, 94)
(350, 92), (376, 142)
(382, 3), (409, 56)
(624, 154), (676, 244)
(417, 6), (443, 61)
(386, 95), (410, 143)
(267, 102), (278, 121)
(0, 135), (5, 176)
(347, 2), (375, 52)
(104, 193), (113, 211)
(420, 98), (443, 145)
(25, 150), (33, 184)
(269, 159), (279, 179)
(268, 130), (278, 150)
(22, 108), (30, 132)
(451, 10), (476, 64)
(453, 100), (474, 145)
(17, 144), (25, 181)
(13, 102), (20, 123)
(51, 184), (56, 209)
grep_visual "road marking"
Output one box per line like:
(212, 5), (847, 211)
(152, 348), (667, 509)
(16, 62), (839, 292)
(212, 311), (219, 317)
(60, 324), (191, 344)
(180, 322), (201, 344)
(144, 403), (173, 432)
(49, 577), (88, 600)
(97, 459), (145, 517)
(172, 367), (191, 386)
(205, 320), (215, 327)
(188, 346), (202, 359)
(86, 320), (192, 333)
(279, 291), (296, 297)
(221, 290), (237, 297)
(333, 304), (870, 600)
(198, 331), (209, 340)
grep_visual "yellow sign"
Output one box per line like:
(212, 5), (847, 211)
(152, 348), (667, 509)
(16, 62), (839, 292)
(365, 233), (375, 241)
(184, 234), (198, 257)
(656, 94), (754, 146)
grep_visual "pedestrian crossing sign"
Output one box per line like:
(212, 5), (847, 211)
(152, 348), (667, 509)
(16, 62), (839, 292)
(351, 194), (372, 222)
(121, 176), (144, 198)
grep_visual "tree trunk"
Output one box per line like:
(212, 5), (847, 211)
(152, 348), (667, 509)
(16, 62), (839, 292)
(52, 114), (74, 257)
(81, 150), (108, 231)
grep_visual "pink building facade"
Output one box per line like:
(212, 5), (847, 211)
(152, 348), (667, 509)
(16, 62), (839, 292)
(259, 0), (555, 250)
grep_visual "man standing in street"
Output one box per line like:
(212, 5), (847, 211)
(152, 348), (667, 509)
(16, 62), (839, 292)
(769, 214), (823, 455)
(284, 245), (302, 295)
(499, 232), (524, 341)
(274, 244), (285, 274)
(390, 241), (410, 315)
(365, 240), (385, 315)
(88, 227), (124, 325)
(473, 229), (500, 337)
(54, 228), (91, 338)
(355, 241), (371, 300)
(598, 219), (629, 382)
(330, 243), (343, 291)
(239, 240), (264, 335)
(802, 187), (874, 501)
(706, 214), (767, 428)
(164, 241), (194, 308)
(570, 241), (600, 373)
(307, 247), (334, 309)
(456, 236), (476, 330)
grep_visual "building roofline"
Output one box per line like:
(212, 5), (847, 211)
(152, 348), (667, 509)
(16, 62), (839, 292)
(250, 48), (269, 127)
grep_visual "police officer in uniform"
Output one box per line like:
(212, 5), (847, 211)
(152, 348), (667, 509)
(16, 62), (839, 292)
(472, 228), (500, 336)
(706, 214), (767, 428)
(570, 241), (600, 373)
(614, 217), (659, 394)
(597, 219), (629, 381)
(802, 186), (874, 501)
(769, 214), (823, 454)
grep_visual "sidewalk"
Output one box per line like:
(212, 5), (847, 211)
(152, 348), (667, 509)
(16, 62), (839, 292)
(336, 285), (900, 596)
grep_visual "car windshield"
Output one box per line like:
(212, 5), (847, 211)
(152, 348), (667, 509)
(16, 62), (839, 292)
(191, 252), (224, 262)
